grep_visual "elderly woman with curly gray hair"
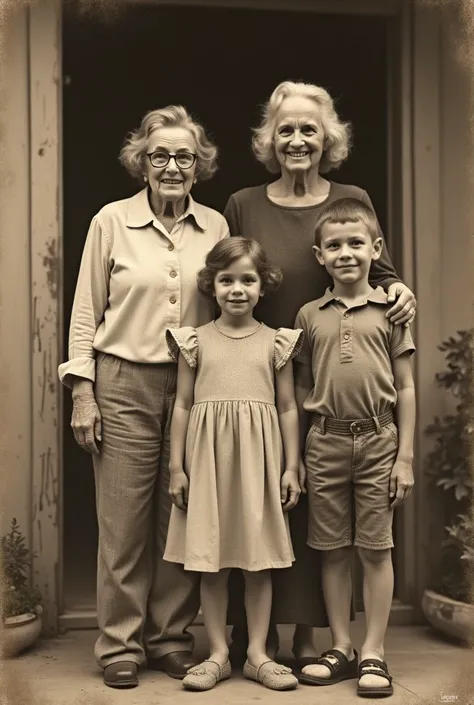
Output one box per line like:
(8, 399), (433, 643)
(224, 80), (416, 678)
(58, 105), (229, 689)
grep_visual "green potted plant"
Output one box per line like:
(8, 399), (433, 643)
(1, 518), (43, 657)
(421, 329), (474, 642)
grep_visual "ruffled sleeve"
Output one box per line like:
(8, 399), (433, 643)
(166, 327), (198, 369)
(273, 328), (304, 371)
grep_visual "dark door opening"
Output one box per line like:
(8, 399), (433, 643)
(62, 1), (390, 614)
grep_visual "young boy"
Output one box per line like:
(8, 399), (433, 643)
(294, 198), (415, 698)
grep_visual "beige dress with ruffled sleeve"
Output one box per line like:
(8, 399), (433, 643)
(163, 321), (303, 573)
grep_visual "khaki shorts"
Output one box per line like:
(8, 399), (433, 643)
(304, 420), (398, 551)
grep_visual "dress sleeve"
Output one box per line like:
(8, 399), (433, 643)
(58, 214), (112, 389)
(273, 328), (304, 371)
(293, 309), (312, 365)
(223, 194), (241, 236)
(166, 327), (198, 368)
(360, 190), (402, 291)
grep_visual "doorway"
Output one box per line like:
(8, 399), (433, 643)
(62, 1), (393, 616)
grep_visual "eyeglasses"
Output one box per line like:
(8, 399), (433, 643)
(146, 151), (197, 169)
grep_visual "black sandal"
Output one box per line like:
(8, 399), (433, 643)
(297, 648), (358, 685)
(357, 658), (393, 697)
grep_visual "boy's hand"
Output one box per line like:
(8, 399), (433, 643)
(281, 470), (301, 511)
(169, 470), (189, 511)
(389, 460), (414, 507)
(386, 283), (416, 327)
(298, 458), (307, 495)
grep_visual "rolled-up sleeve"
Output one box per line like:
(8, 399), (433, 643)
(58, 216), (111, 388)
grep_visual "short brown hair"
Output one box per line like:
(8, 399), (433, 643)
(313, 198), (379, 247)
(197, 238), (282, 299)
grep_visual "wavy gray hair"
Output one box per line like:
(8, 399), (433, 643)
(119, 105), (218, 182)
(252, 81), (352, 174)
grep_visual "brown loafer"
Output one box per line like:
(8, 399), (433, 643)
(103, 660), (138, 688)
(148, 651), (199, 679)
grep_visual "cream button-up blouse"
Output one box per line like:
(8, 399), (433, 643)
(59, 188), (229, 388)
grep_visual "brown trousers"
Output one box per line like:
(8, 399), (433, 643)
(92, 353), (200, 668)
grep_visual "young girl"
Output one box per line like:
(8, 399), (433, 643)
(163, 238), (303, 692)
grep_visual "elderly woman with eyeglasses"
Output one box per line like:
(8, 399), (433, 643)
(224, 81), (416, 677)
(58, 106), (229, 689)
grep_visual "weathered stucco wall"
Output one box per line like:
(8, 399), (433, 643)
(440, 21), (472, 341)
(0, 8), (32, 541)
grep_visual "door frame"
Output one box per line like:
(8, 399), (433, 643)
(26, 0), (441, 633)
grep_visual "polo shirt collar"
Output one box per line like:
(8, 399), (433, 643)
(126, 187), (207, 231)
(319, 285), (388, 308)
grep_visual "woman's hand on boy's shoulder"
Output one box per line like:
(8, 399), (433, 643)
(389, 459), (414, 507)
(281, 470), (301, 512)
(386, 283), (416, 327)
(169, 470), (189, 511)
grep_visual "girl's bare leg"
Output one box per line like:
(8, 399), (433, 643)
(200, 569), (231, 666)
(243, 569), (272, 667)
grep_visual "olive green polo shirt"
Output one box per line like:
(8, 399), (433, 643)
(294, 286), (415, 420)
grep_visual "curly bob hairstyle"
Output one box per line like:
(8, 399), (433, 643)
(197, 237), (282, 299)
(252, 81), (352, 174)
(314, 198), (379, 247)
(119, 105), (218, 183)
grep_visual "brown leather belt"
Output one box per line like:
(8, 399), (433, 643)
(310, 410), (394, 436)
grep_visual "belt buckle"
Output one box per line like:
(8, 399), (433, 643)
(350, 421), (362, 434)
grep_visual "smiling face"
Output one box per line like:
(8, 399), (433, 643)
(273, 96), (325, 176)
(314, 221), (383, 286)
(144, 126), (197, 207)
(213, 255), (263, 318)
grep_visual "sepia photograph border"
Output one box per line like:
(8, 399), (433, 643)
(0, 0), (473, 703)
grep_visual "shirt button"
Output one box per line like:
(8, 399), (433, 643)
(343, 332), (351, 340)
(169, 296), (177, 304)
(168, 244), (174, 251)
(344, 312), (350, 318)
(170, 270), (177, 278)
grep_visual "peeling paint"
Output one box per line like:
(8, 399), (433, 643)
(41, 238), (59, 299)
(32, 295), (42, 352)
(38, 447), (59, 515)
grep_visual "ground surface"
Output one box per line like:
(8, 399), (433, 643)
(1, 616), (473, 705)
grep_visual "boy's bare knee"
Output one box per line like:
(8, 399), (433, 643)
(322, 546), (352, 565)
(358, 547), (392, 565)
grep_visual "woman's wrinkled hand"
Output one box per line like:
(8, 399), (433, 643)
(386, 283), (416, 327)
(71, 394), (102, 455)
(169, 471), (189, 511)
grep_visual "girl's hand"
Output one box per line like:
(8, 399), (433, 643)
(71, 393), (102, 455)
(389, 460), (414, 508)
(169, 471), (189, 511)
(281, 470), (301, 512)
(298, 458), (307, 495)
(386, 283), (416, 327)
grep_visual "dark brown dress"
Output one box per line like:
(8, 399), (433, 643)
(223, 181), (401, 626)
